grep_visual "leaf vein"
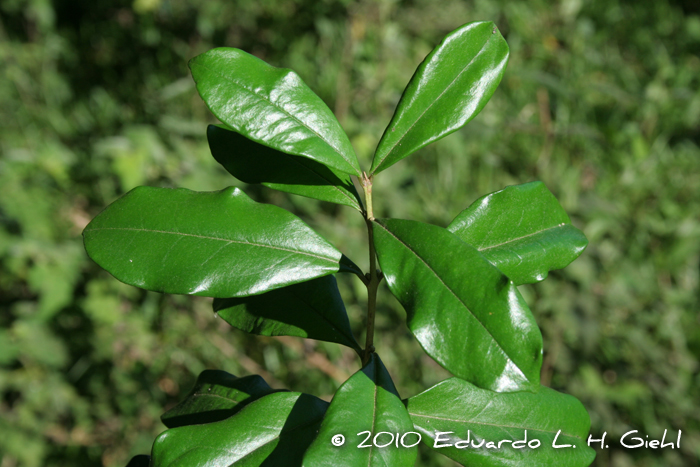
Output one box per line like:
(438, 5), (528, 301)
(374, 221), (527, 382)
(409, 412), (579, 439)
(195, 61), (357, 173)
(87, 227), (337, 264)
(378, 34), (493, 166)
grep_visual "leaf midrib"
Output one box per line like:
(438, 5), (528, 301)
(195, 60), (358, 175)
(366, 362), (378, 467)
(409, 411), (581, 440)
(86, 227), (338, 264)
(374, 221), (529, 384)
(468, 223), (571, 252)
(375, 32), (494, 171)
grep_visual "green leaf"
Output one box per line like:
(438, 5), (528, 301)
(161, 370), (278, 428)
(125, 455), (150, 467)
(302, 354), (417, 467)
(370, 21), (509, 174)
(152, 391), (328, 467)
(448, 182), (588, 285)
(83, 186), (342, 298)
(406, 378), (596, 467)
(190, 48), (361, 176)
(208, 125), (363, 211)
(373, 219), (542, 392)
(214, 275), (362, 352)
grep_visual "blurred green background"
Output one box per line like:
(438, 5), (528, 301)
(1, 0), (699, 466)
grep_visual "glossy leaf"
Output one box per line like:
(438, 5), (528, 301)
(302, 354), (417, 467)
(448, 182), (588, 285)
(214, 275), (361, 352)
(190, 48), (361, 176)
(161, 370), (278, 428)
(208, 125), (363, 211)
(373, 218), (542, 392)
(371, 21), (509, 174)
(152, 391), (328, 467)
(406, 378), (596, 467)
(83, 186), (342, 298)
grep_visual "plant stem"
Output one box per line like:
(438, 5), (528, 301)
(362, 172), (374, 221)
(361, 172), (379, 365)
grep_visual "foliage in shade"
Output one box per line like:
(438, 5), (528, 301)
(373, 218), (543, 393)
(214, 275), (362, 352)
(448, 181), (588, 285)
(207, 124), (363, 211)
(151, 392), (328, 467)
(302, 354), (417, 467)
(83, 186), (342, 298)
(371, 21), (509, 174)
(190, 48), (362, 176)
(160, 370), (278, 428)
(406, 378), (596, 467)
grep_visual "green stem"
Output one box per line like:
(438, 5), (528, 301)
(361, 173), (379, 365)
(362, 172), (374, 221)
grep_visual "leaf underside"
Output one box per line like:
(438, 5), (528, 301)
(207, 124), (363, 210)
(214, 275), (361, 352)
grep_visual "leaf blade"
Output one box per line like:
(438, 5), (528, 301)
(190, 48), (361, 176)
(214, 275), (361, 352)
(371, 21), (509, 174)
(207, 125), (363, 210)
(373, 218), (542, 392)
(302, 354), (417, 467)
(83, 186), (342, 298)
(161, 370), (279, 428)
(448, 181), (588, 284)
(152, 391), (328, 467)
(406, 378), (596, 467)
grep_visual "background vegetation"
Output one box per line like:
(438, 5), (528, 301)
(1, 0), (699, 466)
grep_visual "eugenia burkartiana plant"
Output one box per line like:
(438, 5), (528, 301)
(83, 21), (596, 467)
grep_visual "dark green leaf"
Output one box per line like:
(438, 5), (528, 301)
(125, 455), (150, 467)
(373, 218), (542, 392)
(214, 275), (361, 352)
(83, 186), (342, 298)
(406, 378), (596, 467)
(448, 182), (588, 285)
(208, 125), (363, 211)
(371, 21), (509, 174)
(190, 48), (361, 176)
(161, 370), (278, 428)
(152, 391), (328, 467)
(302, 354), (417, 467)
